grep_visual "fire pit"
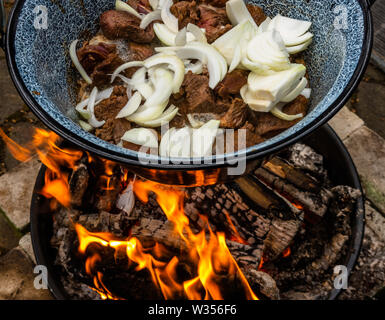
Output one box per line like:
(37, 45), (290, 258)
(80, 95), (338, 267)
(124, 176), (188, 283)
(30, 125), (364, 300)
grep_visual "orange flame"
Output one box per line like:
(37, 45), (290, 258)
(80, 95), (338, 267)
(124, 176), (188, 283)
(75, 180), (259, 300)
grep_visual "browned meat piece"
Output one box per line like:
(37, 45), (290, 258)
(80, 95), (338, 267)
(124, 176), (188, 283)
(201, 0), (228, 7)
(215, 70), (249, 97)
(253, 95), (309, 138)
(129, 42), (154, 61)
(220, 97), (248, 129)
(91, 53), (126, 87)
(246, 4), (267, 26)
(127, 0), (152, 13)
(95, 86), (128, 121)
(197, 4), (232, 43)
(100, 10), (155, 43)
(95, 118), (132, 144)
(77, 42), (116, 74)
(180, 71), (217, 113)
(171, 1), (199, 29)
(224, 121), (263, 152)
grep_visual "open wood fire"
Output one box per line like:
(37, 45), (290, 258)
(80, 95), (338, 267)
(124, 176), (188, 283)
(0, 128), (361, 300)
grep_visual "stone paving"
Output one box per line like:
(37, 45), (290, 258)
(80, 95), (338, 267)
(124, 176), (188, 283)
(0, 1), (384, 301)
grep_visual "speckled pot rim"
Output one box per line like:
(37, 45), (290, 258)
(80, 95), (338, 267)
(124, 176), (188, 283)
(4, 0), (374, 170)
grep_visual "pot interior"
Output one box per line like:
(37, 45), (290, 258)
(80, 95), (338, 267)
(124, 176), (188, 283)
(11, 0), (366, 162)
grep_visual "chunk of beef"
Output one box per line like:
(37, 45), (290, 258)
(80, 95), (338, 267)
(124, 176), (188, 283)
(246, 4), (267, 26)
(77, 42), (116, 74)
(215, 70), (248, 97)
(197, 4), (232, 43)
(180, 71), (217, 114)
(252, 95), (309, 138)
(201, 0), (228, 8)
(91, 53), (126, 87)
(220, 97), (248, 129)
(223, 121), (263, 153)
(94, 86), (128, 121)
(95, 118), (132, 144)
(171, 1), (199, 29)
(129, 42), (154, 61)
(100, 10), (155, 43)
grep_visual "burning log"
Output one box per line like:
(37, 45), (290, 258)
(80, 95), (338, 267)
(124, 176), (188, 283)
(242, 269), (280, 300)
(262, 219), (302, 261)
(69, 163), (90, 207)
(263, 157), (320, 192)
(287, 144), (326, 178)
(254, 168), (333, 220)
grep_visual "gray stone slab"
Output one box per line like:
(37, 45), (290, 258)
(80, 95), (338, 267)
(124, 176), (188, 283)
(345, 126), (385, 213)
(0, 247), (53, 300)
(19, 233), (36, 264)
(0, 157), (41, 230)
(0, 55), (26, 123)
(0, 212), (21, 256)
(344, 126), (385, 215)
(329, 106), (364, 141)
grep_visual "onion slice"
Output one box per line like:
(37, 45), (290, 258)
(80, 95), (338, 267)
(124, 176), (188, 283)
(121, 128), (159, 149)
(175, 27), (187, 46)
(140, 9), (162, 29)
(187, 114), (205, 128)
(161, 0), (178, 33)
(111, 61), (144, 83)
(70, 40), (92, 84)
(281, 77), (308, 103)
(192, 120), (220, 157)
(78, 120), (93, 132)
(87, 87), (106, 128)
(115, 0), (142, 19)
(301, 88), (312, 99)
(271, 103), (304, 121)
(138, 104), (179, 127)
(187, 23), (207, 43)
(226, 0), (257, 27)
(116, 91), (142, 118)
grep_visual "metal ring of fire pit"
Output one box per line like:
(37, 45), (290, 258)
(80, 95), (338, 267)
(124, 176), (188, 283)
(29, 124), (365, 300)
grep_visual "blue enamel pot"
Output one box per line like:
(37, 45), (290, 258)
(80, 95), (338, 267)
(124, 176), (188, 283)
(0, 0), (376, 186)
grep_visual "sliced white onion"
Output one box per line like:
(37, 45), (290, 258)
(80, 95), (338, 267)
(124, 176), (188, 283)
(116, 91), (142, 118)
(159, 127), (176, 157)
(135, 82), (154, 99)
(187, 114), (205, 128)
(76, 87), (114, 120)
(88, 87), (105, 128)
(247, 64), (306, 101)
(281, 77), (308, 103)
(70, 40), (92, 85)
(286, 38), (312, 54)
(139, 104), (179, 127)
(271, 103), (304, 121)
(149, 0), (159, 10)
(185, 60), (203, 74)
(78, 120), (93, 132)
(140, 9), (162, 29)
(144, 53), (185, 93)
(154, 23), (196, 46)
(115, 0), (142, 19)
(226, 0), (257, 27)
(176, 42), (227, 89)
(192, 120), (220, 157)
(213, 19), (257, 67)
(258, 17), (272, 33)
(240, 85), (276, 112)
(128, 100), (169, 123)
(246, 31), (290, 72)
(229, 44), (242, 73)
(301, 88), (312, 99)
(241, 56), (270, 74)
(268, 15), (312, 46)
(187, 23), (207, 43)
(161, 0), (178, 33)
(175, 27), (187, 46)
(121, 128), (159, 149)
(145, 68), (174, 107)
(111, 61), (144, 83)
(169, 127), (192, 158)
